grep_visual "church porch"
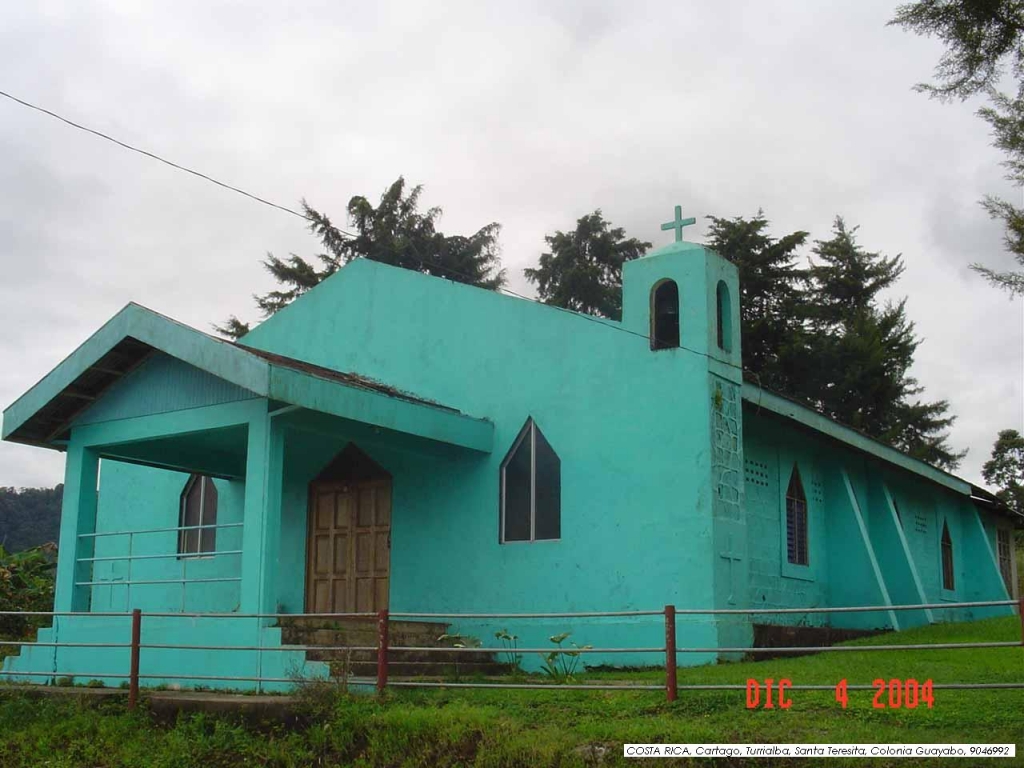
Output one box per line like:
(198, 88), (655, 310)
(0, 304), (494, 690)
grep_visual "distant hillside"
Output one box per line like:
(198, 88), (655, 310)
(0, 486), (62, 552)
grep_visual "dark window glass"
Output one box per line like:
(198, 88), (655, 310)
(651, 281), (680, 350)
(200, 477), (218, 553)
(500, 419), (561, 542)
(716, 280), (732, 352)
(502, 429), (532, 542)
(534, 427), (561, 540)
(785, 466), (808, 566)
(179, 475), (218, 556)
(941, 521), (954, 591)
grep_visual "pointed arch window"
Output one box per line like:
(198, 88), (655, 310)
(501, 419), (561, 542)
(716, 280), (732, 353)
(941, 521), (954, 591)
(785, 465), (808, 566)
(179, 475), (218, 556)
(651, 280), (680, 350)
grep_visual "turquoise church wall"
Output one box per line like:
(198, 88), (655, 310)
(88, 462), (245, 614)
(742, 412), (830, 626)
(241, 242), (748, 664)
(742, 408), (1014, 633)
(74, 353), (258, 426)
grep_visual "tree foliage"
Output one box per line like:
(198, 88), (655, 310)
(709, 213), (964, 469)
(806, 219), (963, 467)
(0, 486), (62, 554)
(891, 0), (1024, 294)
(0, 543), (56, 639)
(891, 0), (1024, 99)
(218, 177), (505, 337)
(524, 210), (651, 320)
(982, 428), (1024, 511)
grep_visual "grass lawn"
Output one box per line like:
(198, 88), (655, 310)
(0, 615), (1021, 766)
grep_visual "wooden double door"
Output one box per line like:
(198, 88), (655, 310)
(306, 457), (392, 614)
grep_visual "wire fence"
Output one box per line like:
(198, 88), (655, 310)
(0, 597), (1020, 708)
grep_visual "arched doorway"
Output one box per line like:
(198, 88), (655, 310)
(306, 444), (392, 613)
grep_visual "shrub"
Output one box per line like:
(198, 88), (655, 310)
(0, 543), (56, 640)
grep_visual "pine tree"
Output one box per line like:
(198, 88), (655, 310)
(706, 213), (963, 470)
(982, 428), (1024, 512)
(524, 210), (651, 321)
(806, 218), (964, 469)
(217, 177), (504, 337)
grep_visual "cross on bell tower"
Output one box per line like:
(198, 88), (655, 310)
(661, 205), (696, 243)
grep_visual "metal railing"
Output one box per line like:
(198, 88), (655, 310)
(0, 597), (1021, 708)
(75, 522), (243, 611)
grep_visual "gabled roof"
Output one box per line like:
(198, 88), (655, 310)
(2, 303), (492, 453)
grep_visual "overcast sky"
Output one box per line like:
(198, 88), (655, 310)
(1, 0), (1021, 490)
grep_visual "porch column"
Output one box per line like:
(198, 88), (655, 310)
(52, 440), (100, 613)
(239, 411), (285, 616)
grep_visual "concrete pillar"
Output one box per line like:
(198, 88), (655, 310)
(52, 441), (100, 613)
(239, 412), (285, 616)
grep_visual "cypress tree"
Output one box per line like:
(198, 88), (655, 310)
(806, 218), (963, 469)
(524, 210), (651, 321)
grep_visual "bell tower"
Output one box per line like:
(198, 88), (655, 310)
(620, 206), (750, 656)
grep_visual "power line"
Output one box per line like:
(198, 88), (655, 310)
(0, 88), (343, 232)
(0, 86), (749, 376)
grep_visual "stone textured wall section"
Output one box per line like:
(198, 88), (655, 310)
(711, 379), (743, 521)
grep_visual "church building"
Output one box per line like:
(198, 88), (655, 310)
(2, 214), (1019, 689)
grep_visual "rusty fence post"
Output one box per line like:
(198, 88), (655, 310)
(664, 604), (677, 702)
(128, 608), (141, 710)
(377, 608), (389, 695)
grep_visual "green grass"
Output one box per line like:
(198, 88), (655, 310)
(1017, 542), (1024, 598)
(0, 616), (1021, 767)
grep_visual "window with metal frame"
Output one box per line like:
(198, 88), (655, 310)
(941, 520), (954, 591)
(500, 419), (561, 543)
(178, 474), (218, 556)
(997, 528), (1013, 593)
(785, 465), (808, 566)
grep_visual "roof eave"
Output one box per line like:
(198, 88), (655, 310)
(3, 303), (492, 454)
(741, 382), (971, 495)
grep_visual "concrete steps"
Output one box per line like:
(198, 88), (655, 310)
(278, 617), (509, 678)
(0, 622), (50, 666)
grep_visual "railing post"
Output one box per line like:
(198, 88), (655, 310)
(128, 608), (141, 710)
(376, 608), (389, 695)
(126, 532), (134, 611)
(664, 604), (677, 702)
